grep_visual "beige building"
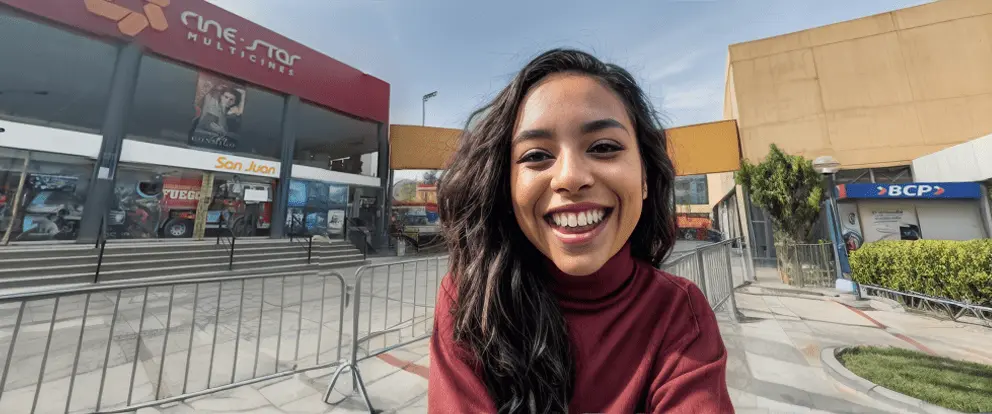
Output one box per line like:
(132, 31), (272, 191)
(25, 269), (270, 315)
(713, 0), (992, 261)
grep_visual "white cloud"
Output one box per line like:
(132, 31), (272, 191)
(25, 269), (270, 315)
(646, 50), (704, 82)
(661, 82), (721, 111)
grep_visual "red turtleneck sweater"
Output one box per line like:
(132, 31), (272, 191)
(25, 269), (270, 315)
(428, 245), (733, 413)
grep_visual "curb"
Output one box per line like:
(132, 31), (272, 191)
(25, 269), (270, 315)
(821, 347), (967, 414)
(864, 294), (907, 313)
(738, 284), (836, 301)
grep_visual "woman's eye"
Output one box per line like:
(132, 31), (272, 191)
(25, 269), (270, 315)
(519, 151), (553, 164)
(589, 141), (623, 154)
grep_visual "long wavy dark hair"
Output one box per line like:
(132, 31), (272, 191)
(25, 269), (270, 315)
(437, 49), (677, 413)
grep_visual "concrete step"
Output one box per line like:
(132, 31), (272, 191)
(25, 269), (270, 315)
(0, 256), (368, 291)
(0, 242), (357, 262)
(0, 244), (362, 269)
(0, 238), (354, 259)
(0, 265), (330, 295)
(0, 249), (363, 277)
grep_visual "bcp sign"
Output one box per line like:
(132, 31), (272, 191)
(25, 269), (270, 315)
(837, 182), (982, 200)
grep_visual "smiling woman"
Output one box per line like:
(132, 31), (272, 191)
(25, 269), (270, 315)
(431, 49), (732, 413)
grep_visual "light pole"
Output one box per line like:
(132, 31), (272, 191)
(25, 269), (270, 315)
(422, 91), (437, 126)
(813, 156), (859, 296)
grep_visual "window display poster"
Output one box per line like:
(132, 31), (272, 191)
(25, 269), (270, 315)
(189, 72), (246, 152)
(329, 184), (348, 206)
(837, 203), (864, 251)
(161, 177), (202, 209)
(859, 202), (922, 242)
(288, 180), (307, 208)
(306, 210), (327, 234)
(328, 209), (345, 235)
(305, 181), (329, 210)
(286, 207), (304, 233)
(19, 173), (86, 241)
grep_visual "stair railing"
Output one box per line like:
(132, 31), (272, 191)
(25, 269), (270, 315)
(288, 216), (314, 264)
(94, 215), (108, 283)
(215, 214), (236, 270)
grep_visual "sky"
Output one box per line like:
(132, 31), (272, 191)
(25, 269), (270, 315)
(207, 0), (933, 180)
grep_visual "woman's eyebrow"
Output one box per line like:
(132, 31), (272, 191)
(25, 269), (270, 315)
(581, 118), (627, 134)
(513, 119), (627, 143)
(513, 128), (552, 143)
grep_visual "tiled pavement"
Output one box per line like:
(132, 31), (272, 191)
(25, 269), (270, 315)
(4, 255), (992, 413)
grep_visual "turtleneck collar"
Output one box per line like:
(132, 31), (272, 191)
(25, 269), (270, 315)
(546, 243), (637, 306)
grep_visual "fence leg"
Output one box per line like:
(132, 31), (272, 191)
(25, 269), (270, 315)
(744, 238), (756, 282)
(229, 238), (236, 270)
(95, 239), (107, 283)
(695, 250), (709, 304)
(723, 245), (740, 323)
(307, 236), (313, 264)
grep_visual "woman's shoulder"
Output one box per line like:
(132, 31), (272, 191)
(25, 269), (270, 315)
(634, 259), (713, 320)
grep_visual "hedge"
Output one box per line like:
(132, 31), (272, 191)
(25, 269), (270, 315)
(849, 240), (992, 306)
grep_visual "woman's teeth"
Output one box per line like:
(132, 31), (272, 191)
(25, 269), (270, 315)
(552, 209), (606, 228)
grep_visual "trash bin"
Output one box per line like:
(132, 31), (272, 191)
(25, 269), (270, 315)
(397, 238), (406, 256)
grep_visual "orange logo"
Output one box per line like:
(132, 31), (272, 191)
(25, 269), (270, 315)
(84, 0), (170, 37)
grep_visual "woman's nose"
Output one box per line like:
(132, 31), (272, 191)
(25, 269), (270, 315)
(550, 150), (594, 194)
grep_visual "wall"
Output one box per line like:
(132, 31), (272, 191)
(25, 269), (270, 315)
(912, 132), (992, 182)
(726, 0), (992, 169)
(915, 200), (987, 240)
(390, 120), (742, 175)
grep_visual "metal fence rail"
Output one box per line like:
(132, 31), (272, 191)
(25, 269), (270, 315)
(661, 238), (751, 321)
(0, 271), (348, 414)
(777, 242), (835, 288)
(324, 255), (446, 412)
(860, 284), (992, 327)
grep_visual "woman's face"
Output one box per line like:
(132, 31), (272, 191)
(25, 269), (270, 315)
(510, 73), (645, 276)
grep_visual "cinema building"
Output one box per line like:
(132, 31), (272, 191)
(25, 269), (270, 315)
(0, 0), (391, 245)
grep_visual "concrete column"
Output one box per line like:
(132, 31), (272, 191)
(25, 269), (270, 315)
(77, 43), (143, 244)
(269, 95), (299, 238)
(375, 123), (392, 247)
(979, 184), (992, 238)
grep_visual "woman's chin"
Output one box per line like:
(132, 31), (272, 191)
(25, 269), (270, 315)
(549, 252), (610, 276)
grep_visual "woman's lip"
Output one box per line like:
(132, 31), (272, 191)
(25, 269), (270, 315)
(545, 202), (612, 216)
(549, 211), (610, 245)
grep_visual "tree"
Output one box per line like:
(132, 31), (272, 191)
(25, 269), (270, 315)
(736, 144), (824, 280)
(422, 170), (441, 185)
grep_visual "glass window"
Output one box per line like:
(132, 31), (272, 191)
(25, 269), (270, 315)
(294, 102), (379, 177)
(285, 178), (349, 237)
(127, 55), (285, 160)
(110, 164), (204, 239)
(0, 148), (94, 242)
(209, 174), (275, 238)
(0, 8), (117, 134)
(675, 175), (708, 205)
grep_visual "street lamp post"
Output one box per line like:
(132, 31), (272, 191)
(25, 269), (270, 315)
(422, 91), (437, 126)
(813, 156), (860, 297)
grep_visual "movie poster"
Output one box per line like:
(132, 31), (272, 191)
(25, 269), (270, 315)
(189, 72), (246, 152)
(329, 184), (348, 206)
(837, 203), (864, 251)
(288, 180), (307, 208)
(328, 209), (345, 236)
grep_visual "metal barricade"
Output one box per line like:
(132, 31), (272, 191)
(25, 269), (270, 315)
(778, 242), (836, 288)
(0, 271), (348, 414)
(324, 255), (447, 412)
(661, 238), (751, 321)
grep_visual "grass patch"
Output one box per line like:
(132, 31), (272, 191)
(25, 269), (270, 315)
(837, 346), (992, 413)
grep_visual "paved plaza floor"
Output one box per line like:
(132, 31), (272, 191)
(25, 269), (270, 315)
(2, 253), (991, 413)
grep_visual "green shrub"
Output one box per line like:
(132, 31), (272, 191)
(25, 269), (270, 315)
(850, 240), (992, 306)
